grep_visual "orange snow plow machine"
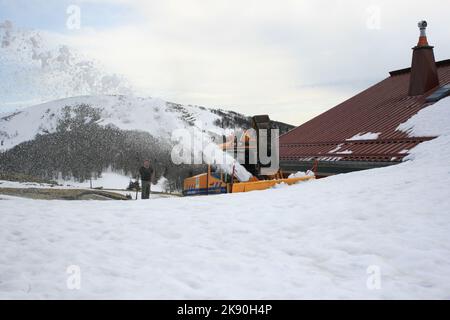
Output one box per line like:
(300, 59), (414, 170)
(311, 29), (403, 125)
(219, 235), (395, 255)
(183, 115), (315, 196)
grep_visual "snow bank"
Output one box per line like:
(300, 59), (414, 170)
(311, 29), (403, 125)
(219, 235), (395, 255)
(1, 98), (450, 299)
(396, 97), (450, 163)
(272, 182), (288, 189)
(288, 170), (315, 178)
(397, 97), (450, 138)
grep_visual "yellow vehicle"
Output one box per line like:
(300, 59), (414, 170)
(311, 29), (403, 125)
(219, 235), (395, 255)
(183, 166), (229, 196)
(183, 115), (315, 196)
(183, 165), (314, 196)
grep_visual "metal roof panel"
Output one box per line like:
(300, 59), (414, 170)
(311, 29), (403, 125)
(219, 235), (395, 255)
(279, 61), (450, 162)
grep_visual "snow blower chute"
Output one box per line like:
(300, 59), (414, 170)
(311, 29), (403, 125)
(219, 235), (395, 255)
(182, 115), (315, 196)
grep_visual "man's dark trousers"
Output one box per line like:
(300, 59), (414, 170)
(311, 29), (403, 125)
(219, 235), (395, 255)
(141, 180), (151, 199)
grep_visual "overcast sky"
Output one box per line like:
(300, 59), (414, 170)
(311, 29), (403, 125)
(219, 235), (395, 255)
(1, 0), (449, 125)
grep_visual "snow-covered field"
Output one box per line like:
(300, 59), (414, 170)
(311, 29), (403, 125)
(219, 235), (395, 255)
(1, 98), (450, 299)
(0, 172), (133, 190)
(0, 172), (170, 199)
(58, 172), (168, 193)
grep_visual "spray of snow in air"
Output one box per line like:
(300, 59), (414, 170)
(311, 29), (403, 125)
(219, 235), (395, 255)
(0, 20), (133, 110)
(192, 127), (252, 181)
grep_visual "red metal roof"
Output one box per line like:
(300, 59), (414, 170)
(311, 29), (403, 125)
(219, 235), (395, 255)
(280, 59), (450, 163)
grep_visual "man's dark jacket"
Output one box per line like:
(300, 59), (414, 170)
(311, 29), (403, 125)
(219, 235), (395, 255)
(139, 166), (154, 181)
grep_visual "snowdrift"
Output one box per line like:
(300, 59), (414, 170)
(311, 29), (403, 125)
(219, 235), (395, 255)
(1, 98), (450, 299)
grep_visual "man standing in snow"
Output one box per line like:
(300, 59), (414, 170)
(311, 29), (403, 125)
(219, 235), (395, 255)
(139, 160), (154, 199)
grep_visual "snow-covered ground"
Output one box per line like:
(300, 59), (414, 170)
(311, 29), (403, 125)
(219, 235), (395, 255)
(0, 172), (168, 193)
(58, 172), (168, 193)
(57, 172), (133, 190)
(1, 98), (450, 299)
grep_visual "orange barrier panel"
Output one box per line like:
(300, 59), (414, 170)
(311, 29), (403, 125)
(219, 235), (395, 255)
(231, 175), (314, 193)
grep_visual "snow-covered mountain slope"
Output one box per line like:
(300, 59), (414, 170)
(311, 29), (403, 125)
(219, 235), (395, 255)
(0, 94), (275, 182)
(0, 20), (132, 109)
(0, 94), (246, 151)
(1, 98), (449, 299)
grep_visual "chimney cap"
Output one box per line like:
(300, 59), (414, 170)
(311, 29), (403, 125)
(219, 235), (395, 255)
(418, 20), (427, 29)
(416, 20), (430, 47)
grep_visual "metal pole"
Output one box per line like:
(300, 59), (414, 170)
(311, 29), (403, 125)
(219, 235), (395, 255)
(135, 175), (139, 200)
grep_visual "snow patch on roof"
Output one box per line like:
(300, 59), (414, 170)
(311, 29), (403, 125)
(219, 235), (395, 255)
(397, 97), (450, 138)
(328, 143), (343, 153)
(397, 97), (450, 163)
(336, 149), (353, 154)
(346, 132), (380, 141)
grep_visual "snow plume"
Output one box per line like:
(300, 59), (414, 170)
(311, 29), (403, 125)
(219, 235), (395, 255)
(171, 127), (252, 182)
(0, 21), (133, 108)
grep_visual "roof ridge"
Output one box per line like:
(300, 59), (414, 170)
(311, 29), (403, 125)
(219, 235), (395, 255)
(389, 59), (450, 76)
(281, 137), (435, 146)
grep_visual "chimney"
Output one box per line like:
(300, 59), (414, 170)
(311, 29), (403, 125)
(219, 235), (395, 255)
(408, 20), (440, 96)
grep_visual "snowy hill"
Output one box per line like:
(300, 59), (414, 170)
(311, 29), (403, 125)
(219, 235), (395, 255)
(0, 94), (249, 151)
(1, 97), (449, 299)
(0, 94), (292, 186)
